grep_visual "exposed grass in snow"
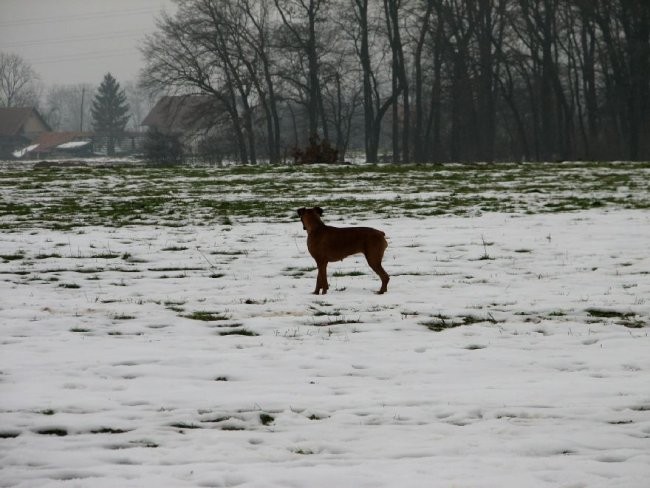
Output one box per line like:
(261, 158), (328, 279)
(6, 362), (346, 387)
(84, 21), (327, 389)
(1, 160), (649, 229)
(0, 161), (649, 487)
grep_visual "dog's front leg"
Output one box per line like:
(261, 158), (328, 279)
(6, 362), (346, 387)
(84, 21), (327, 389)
(321, 261), (329, 294)
(314, 261), (328, 295)
(313, 270), (321, 294)
(313, 261), (322, 294)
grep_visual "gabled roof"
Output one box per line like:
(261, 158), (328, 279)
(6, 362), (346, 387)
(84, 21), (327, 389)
(0, 107), (51, 136)
(141, 95), (222, 134)
(32, 131), (92, 152)
(12, 131), (92, 158)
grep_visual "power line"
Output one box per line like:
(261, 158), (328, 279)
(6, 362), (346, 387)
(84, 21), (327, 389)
(29, 48), (137, 65)
(0, 7), (161, 28)
(2, 30), (147, 48)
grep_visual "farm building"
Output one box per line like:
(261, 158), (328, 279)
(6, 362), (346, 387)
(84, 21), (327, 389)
(21, 131), (94, 159)
(0, 107), (51, 159)
(142, 95), (229, 156)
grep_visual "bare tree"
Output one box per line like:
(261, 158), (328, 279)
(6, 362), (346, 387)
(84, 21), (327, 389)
(141, 0), (250, 163)
(0, 52), (40, 108)
(197, 0), (260, 164)
(273, 0), (330, 140)
(322, 51), (363, 160)
(409, 0), (435, 163)
(345, 0), (401, 163)
(593, 0), (650, 160)
(238, 0), (282, 163)
(383, 0), (410, 163)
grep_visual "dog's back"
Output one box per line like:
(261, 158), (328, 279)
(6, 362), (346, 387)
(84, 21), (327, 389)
(314, 225), (386, 262)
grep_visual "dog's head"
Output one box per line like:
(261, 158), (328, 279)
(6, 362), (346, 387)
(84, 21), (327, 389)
(297, 206), (324, 231)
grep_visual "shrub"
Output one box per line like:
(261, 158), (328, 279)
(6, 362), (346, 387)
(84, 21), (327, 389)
(291, 134), (339, 164)
(144, 128), (184, 165)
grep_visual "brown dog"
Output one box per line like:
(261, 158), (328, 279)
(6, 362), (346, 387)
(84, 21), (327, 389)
(297, 207), (389, 294)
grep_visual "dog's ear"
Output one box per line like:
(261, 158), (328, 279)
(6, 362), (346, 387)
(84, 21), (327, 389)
(315, 206), (324, 216)
(297, 208), (305, 217)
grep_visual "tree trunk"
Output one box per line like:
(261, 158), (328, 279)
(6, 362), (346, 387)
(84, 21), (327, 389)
(413, 1), (434, 163)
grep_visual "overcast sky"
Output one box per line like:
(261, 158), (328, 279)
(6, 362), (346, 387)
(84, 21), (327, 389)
(0, 0), (176, 87)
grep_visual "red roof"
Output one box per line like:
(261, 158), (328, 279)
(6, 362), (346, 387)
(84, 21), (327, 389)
(32, 132), (92, 152)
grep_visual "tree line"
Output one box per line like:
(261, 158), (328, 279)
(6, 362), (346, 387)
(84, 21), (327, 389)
(141, 0), (650, 164)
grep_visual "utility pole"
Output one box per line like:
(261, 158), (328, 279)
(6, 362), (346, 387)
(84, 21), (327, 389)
(80, 87), (85, 131)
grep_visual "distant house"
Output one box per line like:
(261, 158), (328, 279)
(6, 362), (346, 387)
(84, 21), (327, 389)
(27, 132), (94, 159)
(0, 107), (51, 158)
(142, 95), (226, 154)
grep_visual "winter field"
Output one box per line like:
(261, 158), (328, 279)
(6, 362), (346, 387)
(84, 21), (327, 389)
(1, 161), (649, 487)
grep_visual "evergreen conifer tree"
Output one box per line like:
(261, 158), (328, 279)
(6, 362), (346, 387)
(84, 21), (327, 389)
(91, 73), (130, 156)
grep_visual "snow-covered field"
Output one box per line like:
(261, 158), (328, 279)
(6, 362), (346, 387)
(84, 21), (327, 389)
(1, 201), (649, 486)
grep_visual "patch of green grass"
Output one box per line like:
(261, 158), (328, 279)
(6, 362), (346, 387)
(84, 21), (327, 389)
(259, 413), (274, 426)
(548, 310), (567, 316)
(35, 428), (68, 436)
(113, 314), (135, 320)
(420, 313), (494, 332)
(618, 317), (646, 329)
(74, 267), (104, 274)
(90, 427), (131, 434)
(1, 252), (25, 261)
(169, 422), (202, 430)
(202, 415), (232, 423)
(586, 308), (633, 319)
(161, 246), (188, 251)
(420, 314), (458, 332)
(148, 267), (203, 272)
(332, 270), (366, 277)
(313, 316), (361, 326)
(185, 311), (230, 321)
(309, 305), (341, 317)
(585, 308), (647, 328)
(35, 253), (62, 259)
(219, 329), (259, 336)
(92, 252), (120, 259)
(292, 448), (315, 455)
(59, 283), (81, 289)
(284, 266), (316, 277)
(211, 250), (246, 256)
(630, 404), (650, 412)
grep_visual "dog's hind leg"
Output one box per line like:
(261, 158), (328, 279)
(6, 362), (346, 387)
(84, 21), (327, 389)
(365, 249), (389, 294)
